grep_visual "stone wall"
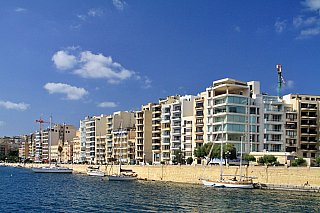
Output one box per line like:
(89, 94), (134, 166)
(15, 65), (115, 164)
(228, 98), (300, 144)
(20, 163), (320, 187)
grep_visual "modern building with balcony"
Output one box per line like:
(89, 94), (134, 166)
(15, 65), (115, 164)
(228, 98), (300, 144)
(204, 78), (286, 157)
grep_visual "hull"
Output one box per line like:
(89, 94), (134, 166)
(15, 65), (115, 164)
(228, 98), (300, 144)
(202, 179), (253, 189)
(87, 170), (105, 177)
(31, 166), (73, 173)
(107, 174), (137, 181)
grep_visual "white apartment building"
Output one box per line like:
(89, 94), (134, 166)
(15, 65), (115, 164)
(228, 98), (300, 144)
(81, 115), (107, 164)
(156, 95), (198, 164)
(205, 78), (286, 156)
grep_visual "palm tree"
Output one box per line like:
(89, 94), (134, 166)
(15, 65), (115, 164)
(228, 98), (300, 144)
(58, 145), (63, 163)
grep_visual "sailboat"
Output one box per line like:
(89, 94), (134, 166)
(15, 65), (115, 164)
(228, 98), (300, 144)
(32, 116), (73, 173)
(87, 133), (105, 176)
(107, 120), (137, 181)
(201, 121), (254, 188)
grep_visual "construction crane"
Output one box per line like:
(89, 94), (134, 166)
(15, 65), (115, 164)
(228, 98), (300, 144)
(35, 117), (58, 131)
(276, 64), (286, 98)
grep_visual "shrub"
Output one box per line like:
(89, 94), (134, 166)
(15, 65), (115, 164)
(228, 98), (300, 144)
(160, 161), (165, 165)
(186, 157), (193, 165)
(295, 157), (306, 166)
(315, 157), (320, 165)
(257, 155), (277, 165)
(243, 154), (256, 162)
(148, 161), (152, 165)
(291, 162), (297, 167)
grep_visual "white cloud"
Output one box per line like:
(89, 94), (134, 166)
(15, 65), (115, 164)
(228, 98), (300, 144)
(74, 51), (135, 83)
(52, 51), (77, 70)
(275, 18), (287, 33)
(293, 15), (319, 27)
(97, 102), (118, 108)
(0, 121), (5, 126)
(88, 8), (103, 17)
(113, 0), (129, 11)
(15, 8), (26, 12)
(52, 48), (152, 86)
(44, 83), (89, 100)
(0, 100), (30, 111)
(286, 80), (295, 89)
(296, 26), (320, 39)
(235, 26), (241, 32)
(302, 0), (320, 14)
(77, 14), (86, 20)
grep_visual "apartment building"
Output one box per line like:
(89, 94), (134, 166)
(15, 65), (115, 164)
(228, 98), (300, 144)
(106, 111), (136, 164)
(205, 78), (286, 157)
(19, 133), (35, 160)
(72, 130), (81, 163)
(80, 115), (107, 164)
(283, 94), (320, 161)
(136, 103), (155, 165)
(150, 95), (198, 164)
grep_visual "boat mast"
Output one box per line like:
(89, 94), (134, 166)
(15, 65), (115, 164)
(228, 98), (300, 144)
(240, 135), (243, 181)
(119, 120), (123, 175)
(49, 116), (52, 166)
(220, 120), (224, 180)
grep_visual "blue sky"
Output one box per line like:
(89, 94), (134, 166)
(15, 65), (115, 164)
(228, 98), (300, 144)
(1, 0), (320, 137)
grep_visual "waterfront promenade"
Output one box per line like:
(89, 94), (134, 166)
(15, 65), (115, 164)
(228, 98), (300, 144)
(5, 163), (320, 190)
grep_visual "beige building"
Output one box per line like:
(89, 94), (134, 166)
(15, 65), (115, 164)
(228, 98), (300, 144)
(72, 130), (81, 163)
(136, 103), (155, 164)
(283, 94), (320, 162)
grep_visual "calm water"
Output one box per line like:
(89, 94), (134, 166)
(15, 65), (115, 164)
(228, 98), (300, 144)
(0, 166), (319, 213)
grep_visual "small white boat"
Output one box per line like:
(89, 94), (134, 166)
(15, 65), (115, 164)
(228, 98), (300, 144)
(202, 177), (254, 189)
(107, 174), (137, 181)
(31, 165), (73, 173)
(87, 166), (105, 176)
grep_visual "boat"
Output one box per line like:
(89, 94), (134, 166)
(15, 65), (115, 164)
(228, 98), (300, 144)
(201, 121), (255, 188)
(31, 116), (73, 174)
(86, 166), (105, 177)
(87, 134), (105, 176)
(32, 165), (73, 173)
(107, 120), (137, 181)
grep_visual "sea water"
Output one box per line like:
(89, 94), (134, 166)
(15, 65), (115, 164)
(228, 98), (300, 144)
(0, 166), (319, 212)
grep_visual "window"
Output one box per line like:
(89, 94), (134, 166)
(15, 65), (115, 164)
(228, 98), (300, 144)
(303, 152), (307, 157)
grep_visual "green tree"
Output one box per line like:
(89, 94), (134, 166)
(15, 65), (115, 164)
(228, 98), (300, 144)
(58, 145), (63, 163)
(186, 157), (193, 165)
(243, 154), (256, 162)
(257, 155), (277, 165)
(173, 149), (184, 164)
(194, 143), (237, 160)
(294, 157), (306, 166)
(315, 157), (320, 165)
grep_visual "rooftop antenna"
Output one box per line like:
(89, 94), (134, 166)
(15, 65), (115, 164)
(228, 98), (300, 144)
(276, 64), (286, 98)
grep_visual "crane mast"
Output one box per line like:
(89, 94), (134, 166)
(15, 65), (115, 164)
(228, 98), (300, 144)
(276, 64), (286, 98)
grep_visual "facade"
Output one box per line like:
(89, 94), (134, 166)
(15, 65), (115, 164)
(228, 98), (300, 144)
(72, 130), (81, 163)
(34, 124), (77, 162)
(205, 78), (286, 157)
(136, 103), (155, 165)
(283, 94), (320, 161)
(106, 111), (136, 164)
(80, 115), (107, 164)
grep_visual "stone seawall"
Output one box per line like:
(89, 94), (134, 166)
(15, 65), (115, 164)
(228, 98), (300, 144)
(18, 163), (320, 187)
